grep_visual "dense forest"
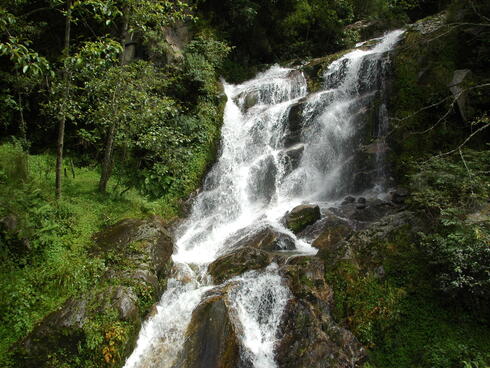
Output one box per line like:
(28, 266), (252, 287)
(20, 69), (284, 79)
(0, 0), (489, 367)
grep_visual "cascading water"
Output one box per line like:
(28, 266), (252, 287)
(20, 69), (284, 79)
(124, 29), (404, 368)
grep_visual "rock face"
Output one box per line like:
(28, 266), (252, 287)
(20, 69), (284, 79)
(448, 69), (473, 121)
(209, 226), (296, 283)
(174, 289), (242, 368)
(13, 216), (174, 368)
(209, 247), (273, 284)
(330, 197), (398, 224)
(284, 204), (321, 233)
(277, 256), (366, 368)
(312, 216), (352, 257)
(227, 226), (296, 252)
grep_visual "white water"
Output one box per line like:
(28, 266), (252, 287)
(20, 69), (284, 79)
(228, 264), (291, 368)
(124, 30), (404, 368)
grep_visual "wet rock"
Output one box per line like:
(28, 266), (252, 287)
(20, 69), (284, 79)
(277, 257), (366, 367)
(283, 99), (307, 147)
(247, 155), (277, 204)
(209, 247), (273, 284)
(280, 144), (305, 173)
(341, 196), (356, 205)
(390, 188), (409, 204)
(284, 204), (321, 233)
(174, 290), (241, 368)
(234, 90), (260, 112)
(332, 198), (396, 223)
(356, 197), (367, 210)
(357, 53), (388, 93)
(312, 216), (352, 257)
(229, 226), (296, 252)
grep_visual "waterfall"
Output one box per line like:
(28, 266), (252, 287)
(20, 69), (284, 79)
(124, 29), (404, 368)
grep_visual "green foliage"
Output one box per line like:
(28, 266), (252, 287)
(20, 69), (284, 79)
(0, 143), (170, 365)
(409, 149), (490, 300)
(326, 223), (490, 368)
(327, 262), (406, 346)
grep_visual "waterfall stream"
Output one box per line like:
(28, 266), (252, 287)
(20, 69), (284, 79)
(124, 29), (404, 368)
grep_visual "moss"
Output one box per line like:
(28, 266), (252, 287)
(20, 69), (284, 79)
(387, 22), (475, 183)
(325, 219), (490, 367)
(301, 49), (351, 92)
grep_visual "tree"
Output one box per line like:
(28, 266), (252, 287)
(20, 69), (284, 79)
(54, 0), (73, 200)
(98, 0), (193, 193)
(0, 6), (51, 142)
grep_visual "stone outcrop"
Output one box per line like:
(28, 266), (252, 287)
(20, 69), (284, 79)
(13, 216), (174, 368)
(209, 247), (273, 284)
(209, 226), (297, 283)
(174, 288), (242, 368)
(284, 204), (321, 233)
(277, 256), (366, 367)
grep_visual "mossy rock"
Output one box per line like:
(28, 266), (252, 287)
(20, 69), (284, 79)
(312, 215), (353, 258)
(12, 216), (175, 368)
(276, 256), (366, 367)
(208, 247), (273, 284)
(284, 204), (321, 234)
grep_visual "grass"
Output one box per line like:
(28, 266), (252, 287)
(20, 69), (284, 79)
(0, 142), (180, 366)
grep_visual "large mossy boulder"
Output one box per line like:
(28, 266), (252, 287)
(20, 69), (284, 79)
(277, 256), (366, 367)
(12, 216), (174, 368)
(174, 288), (242, 368)
(284, 204), (321, 233)
(208, 247), (273, 284)
(209, 226), (298, 284)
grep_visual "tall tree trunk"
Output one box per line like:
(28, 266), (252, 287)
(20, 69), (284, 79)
(98, 120), (117, 192)
(55, 0), (72, 200)
(98, 6), (131, 193)
(18, 91), (26, 142)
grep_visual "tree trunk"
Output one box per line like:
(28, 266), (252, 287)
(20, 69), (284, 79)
(98, 121), (116, 193)
(55, 0), (72, 200)
(98, 6), (132, 193)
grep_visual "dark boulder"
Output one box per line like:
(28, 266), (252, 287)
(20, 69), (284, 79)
(284, 204), (321, 233)
(174, 288), (242, 368)
(247, 155), (277, 204)
(283, 100), (306, 148)
(390, 188), (409, 205)
(331, 198), (397, 223)
(229, 226), (296, 252)
(312, 216), (353, 258)
(279, 144), (305, 174)
(208, 247), (273, 284)
(341, 196), (356, 205)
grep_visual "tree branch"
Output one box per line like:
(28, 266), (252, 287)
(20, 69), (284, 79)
(426, 123), (490, 162)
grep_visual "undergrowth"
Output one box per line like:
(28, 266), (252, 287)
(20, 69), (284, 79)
(0, 142), (181, 365)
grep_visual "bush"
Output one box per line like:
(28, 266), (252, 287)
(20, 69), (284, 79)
(410, 149), (490, 303)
